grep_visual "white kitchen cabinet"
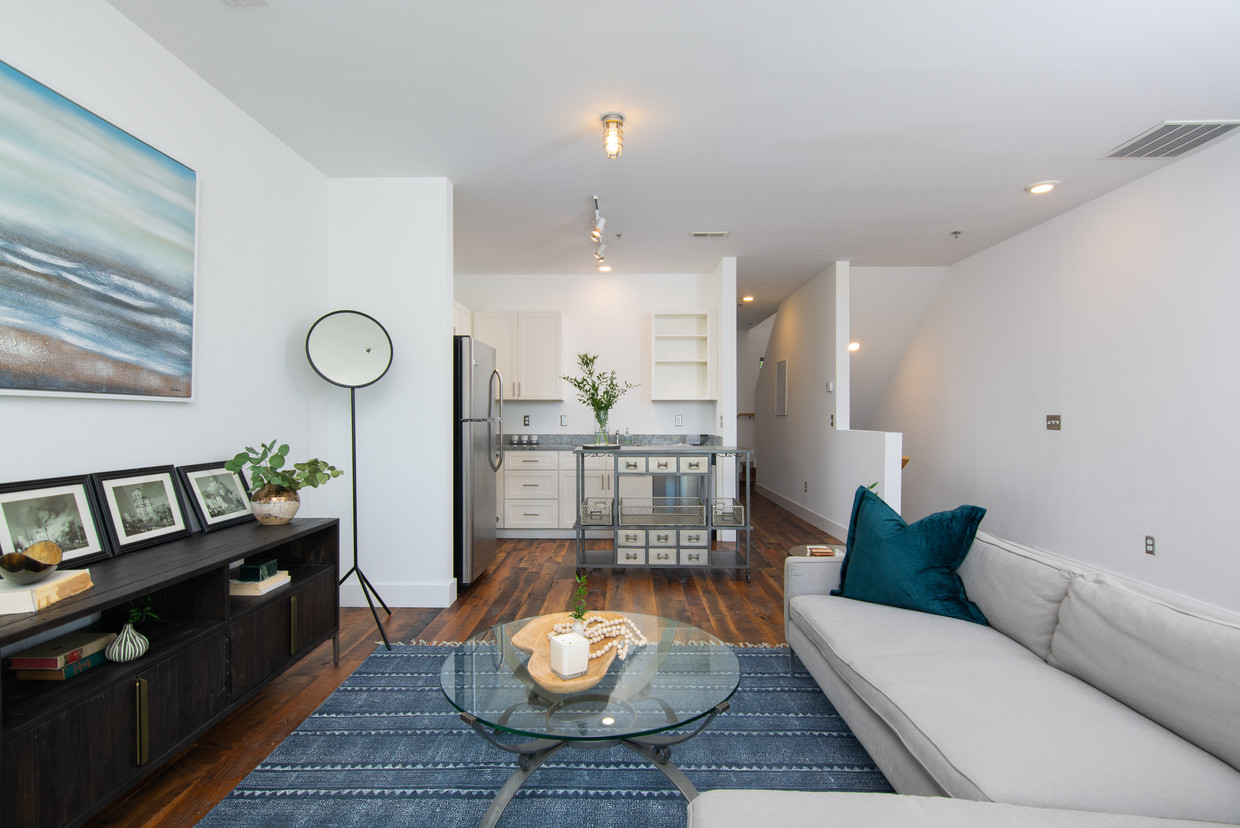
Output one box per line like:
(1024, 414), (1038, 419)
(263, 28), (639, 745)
(651, 311), (714, 400)
(452, 300), (472, 335)
(473, 311), (562, 400)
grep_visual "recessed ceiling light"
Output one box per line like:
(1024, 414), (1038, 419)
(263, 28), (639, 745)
(597, 264), (612, 272)
(1025, 180), (1059, 195)
(741, 296), (754, 302)
(848, 341), (861, 352)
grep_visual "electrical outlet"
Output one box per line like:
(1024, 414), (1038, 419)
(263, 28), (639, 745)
(1046, 415), (1062, 431)
(1145, 535), (1155, 555)
(523, 415), (530, 427)
(560, 415), (568, 427)
(803, 481), (808, 493)
(675, 414), (683, 427)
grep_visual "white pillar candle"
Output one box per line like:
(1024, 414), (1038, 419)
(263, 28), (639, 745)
(549, 632), (589, 678)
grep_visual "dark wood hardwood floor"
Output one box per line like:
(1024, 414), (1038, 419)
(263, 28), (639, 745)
(87, 493), (837, 828)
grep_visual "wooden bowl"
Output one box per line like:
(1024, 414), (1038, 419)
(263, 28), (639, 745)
(0, 540), (63, 585)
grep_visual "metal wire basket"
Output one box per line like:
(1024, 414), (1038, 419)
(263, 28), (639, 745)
(710, 498), (746, 526)
(619, 497), (706, 526)
(579, 497), (614, 526)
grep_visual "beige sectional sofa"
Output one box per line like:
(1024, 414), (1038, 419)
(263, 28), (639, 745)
(689, 530), (1240, 826)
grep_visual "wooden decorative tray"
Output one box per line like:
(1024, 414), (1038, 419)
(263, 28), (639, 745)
(509, 611), (629, 694)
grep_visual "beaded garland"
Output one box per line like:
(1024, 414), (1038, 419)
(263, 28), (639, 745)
(550, 614), (649, 661)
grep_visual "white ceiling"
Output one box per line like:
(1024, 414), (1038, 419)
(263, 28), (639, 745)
(106, 0), (1240, 328)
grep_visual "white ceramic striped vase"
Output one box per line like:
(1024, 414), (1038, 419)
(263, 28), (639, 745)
(105, 622), (149, 663)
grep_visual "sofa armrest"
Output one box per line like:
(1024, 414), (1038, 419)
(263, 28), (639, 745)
(784, 556), (846, 622)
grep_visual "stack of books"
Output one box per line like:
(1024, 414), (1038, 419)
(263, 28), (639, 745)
(229, 570), (291, 596)
(9, 631), (116, 681)
(0, 569), (94, 615)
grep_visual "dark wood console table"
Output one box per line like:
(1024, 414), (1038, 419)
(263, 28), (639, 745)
(0, 517), (339, 827)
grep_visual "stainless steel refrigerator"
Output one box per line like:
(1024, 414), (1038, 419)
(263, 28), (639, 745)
(454, 335), (503, 586)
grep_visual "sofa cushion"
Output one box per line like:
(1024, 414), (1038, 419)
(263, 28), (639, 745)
(688, 791), (1237, 828)
(788, 593), (1240, 822)
(957, 532), (1074, 659)
(1048, 576), (1240, 770)
(832, 486), (987, 624)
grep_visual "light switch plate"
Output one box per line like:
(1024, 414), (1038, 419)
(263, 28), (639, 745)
(560, 415), (568, 427)
(675, 414), (683, 427)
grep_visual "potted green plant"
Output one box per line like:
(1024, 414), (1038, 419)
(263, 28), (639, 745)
(562, 353), (637, 444)
(570, 572), (589, 632)
(225, 440), (343, 525)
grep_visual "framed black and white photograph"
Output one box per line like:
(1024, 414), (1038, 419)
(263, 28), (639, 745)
(92, 466), (191, 554)
(0, 475), (112, 565)
(177, 462), (254, 532)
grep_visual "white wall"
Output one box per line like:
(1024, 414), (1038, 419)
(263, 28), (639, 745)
(1, 2), (332, 501)
(737, 314), (775, 451)
(869, 132), (1240, 612)
(850, 266), (946, 430)
(325, 179), (455, 607)
(455, 272), (723, 437)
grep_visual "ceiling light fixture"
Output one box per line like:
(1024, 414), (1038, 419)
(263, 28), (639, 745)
(601, 112), (624, 159)
(597, 264), (612, 272)
(848, 341), (861, 352)
(742, 296), (754, 302)
(1025, 180), (1058, 195)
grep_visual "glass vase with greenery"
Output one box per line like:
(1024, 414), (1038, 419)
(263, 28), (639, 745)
(562, 353), (637, 444)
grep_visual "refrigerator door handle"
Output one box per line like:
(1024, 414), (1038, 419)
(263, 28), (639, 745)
(488, 369), (504, 471)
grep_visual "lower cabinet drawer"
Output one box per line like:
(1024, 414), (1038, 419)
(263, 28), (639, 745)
(504, 500), (558, 528)
(616, 548), (646, 566)
(616, 529), (646, 547)
(648, 548), (677, 565)
(504, 469), (557, 499)
(679, 529), (709, 547)
(648, 529), (676, 547)
(679, 548), (708, 566)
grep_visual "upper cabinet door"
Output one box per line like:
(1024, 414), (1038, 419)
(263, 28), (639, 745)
(516, 311), (562, 399)
(472, 311), (517, 398)
(472, 311), (562, 400)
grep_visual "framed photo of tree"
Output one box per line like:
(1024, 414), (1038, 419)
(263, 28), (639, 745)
(91, 466), (191, 554)
(0, 475), (112, 565)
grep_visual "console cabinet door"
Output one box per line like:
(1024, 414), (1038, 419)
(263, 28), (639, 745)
(142, 632), (227, 763)
(292, 570), (338, 657)
(229, 596), (293, 701)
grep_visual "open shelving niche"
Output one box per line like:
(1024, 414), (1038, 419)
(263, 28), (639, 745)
(0, 518), (339, 828)
(573, 447), (752, 581)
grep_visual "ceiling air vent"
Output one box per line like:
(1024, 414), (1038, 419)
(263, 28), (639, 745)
(690, 231), (730, 238)
(1106, 121), (1240, 159)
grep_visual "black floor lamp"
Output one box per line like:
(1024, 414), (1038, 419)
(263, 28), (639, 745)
(306, 310), (394, 649)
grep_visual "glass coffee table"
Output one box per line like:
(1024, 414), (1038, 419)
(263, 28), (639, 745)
(440, 612), (740, 828)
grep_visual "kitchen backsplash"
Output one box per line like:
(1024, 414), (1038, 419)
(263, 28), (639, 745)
(503, 433), (721, 449)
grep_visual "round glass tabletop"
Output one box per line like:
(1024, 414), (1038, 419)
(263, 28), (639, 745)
(439, 612), (740, 742)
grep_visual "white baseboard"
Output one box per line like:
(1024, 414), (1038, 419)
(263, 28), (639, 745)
(756, 484), (848, 540)
(339, 579), (456, 609)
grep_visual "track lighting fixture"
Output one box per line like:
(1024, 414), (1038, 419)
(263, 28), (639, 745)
(601, 112), (624, 158)
(590, 195), (614, 271)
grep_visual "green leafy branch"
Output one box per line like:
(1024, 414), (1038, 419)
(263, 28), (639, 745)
(570, 573), (589, 620)
(562, 353), (637, 415)
(225, 439), (343, 493)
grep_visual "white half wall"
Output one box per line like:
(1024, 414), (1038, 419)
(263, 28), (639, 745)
(1, 3), (332, 496)
(869, 131), (1240, 613)
(326, 179), (455, 608)
(737, 314), (775, 452)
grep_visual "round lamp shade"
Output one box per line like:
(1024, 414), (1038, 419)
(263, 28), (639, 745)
(305, 310), (393, 389)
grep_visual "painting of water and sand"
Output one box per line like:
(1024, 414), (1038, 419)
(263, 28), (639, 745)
(0, 59), (196, 400)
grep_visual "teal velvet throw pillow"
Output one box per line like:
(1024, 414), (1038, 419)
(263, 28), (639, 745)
(832, 486), (988, 625)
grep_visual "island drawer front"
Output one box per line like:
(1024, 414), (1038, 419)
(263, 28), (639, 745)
(679, 548), (707, 566)
(616, 548), (647, 566)
(617, 457), (648, 473)
(649, 529), (676, 546)
(504, 470), (557, 499)
(507, 451), (558, 469)
(648, 548), (676, 565)
(679, 529), (709, 547)
(648, 457), (677, 473)
(678, 456), (709, 474)
(616, 529), (646, 547)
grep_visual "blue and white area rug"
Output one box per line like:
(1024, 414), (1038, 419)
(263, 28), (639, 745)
(197, 645), (891, 827)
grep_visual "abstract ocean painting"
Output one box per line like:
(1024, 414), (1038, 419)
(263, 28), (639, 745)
(0, 59), (196, 400)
